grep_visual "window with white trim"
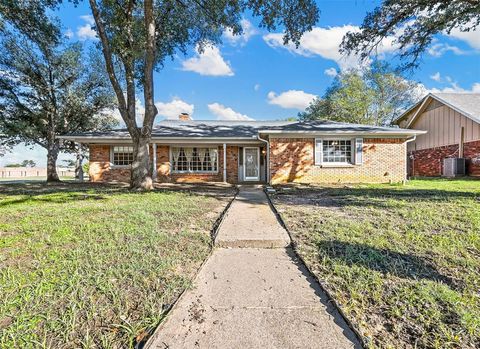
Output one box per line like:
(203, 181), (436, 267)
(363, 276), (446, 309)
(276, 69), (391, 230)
(315, 139), (353, 165)
(112, 146), (134, 166)
(171, 147), (218, 173)
(322, 140), (352, 163)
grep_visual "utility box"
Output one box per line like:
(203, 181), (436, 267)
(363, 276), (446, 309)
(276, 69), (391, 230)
(443, 158), (466, 177)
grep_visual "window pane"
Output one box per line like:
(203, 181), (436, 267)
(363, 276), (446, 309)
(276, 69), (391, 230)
(171, 147), (218, 173)
(322, 140), (352, 163)
(112, 146), (133, 166)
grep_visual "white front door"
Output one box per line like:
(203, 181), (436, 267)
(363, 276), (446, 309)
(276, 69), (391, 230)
(243, 147), (260, 181)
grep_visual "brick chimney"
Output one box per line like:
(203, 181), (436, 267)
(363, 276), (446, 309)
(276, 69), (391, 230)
(178, 113), (191, 121)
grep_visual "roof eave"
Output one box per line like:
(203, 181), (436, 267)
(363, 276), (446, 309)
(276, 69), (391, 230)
(58, 135), (263, 144)
(259, 130), (426, 136)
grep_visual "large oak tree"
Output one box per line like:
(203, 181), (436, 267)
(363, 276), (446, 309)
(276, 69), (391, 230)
(0, 28), (118, 181)
(83, 0), (319, 189)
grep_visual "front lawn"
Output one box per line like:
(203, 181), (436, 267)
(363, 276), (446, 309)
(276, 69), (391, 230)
(0, 183), (234, 348)
(271, 179), (480, 349)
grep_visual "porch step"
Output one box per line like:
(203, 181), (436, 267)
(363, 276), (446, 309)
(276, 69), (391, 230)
(216, 238), (290, 249)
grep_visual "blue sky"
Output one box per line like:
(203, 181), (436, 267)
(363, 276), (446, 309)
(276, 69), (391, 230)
(2, 0), (479, 166)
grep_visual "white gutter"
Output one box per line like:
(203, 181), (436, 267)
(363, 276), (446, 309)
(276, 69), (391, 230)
(152, 143), (157, 181)
(258, 130), (426, 136)
(257, 134), (270, 184)
(223, 143), (227, 182)
(58, 136), (265, 145)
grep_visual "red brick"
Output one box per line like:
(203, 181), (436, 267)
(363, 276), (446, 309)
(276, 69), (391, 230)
(462, 140), (480, 176)
(408, 140), (480, 177)
(269, 138), (407, 184)
(90, 144), (239, 183)
(408, 145), (459, 177)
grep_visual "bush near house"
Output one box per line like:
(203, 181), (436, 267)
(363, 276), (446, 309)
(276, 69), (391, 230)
(271, 179), (480, 349)
(0, 183), (234, 348)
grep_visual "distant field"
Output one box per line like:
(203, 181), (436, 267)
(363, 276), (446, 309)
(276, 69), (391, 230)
(0, 176), (75, 182)
(272, 179), (480, 349)
(0, 182), (234, 348)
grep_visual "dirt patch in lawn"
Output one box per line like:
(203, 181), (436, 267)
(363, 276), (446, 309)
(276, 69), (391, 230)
(271, 180), (480, 349)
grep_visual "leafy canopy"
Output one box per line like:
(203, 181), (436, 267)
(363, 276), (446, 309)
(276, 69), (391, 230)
(299, 62), (422, 126)
(0, 27), (118, 151)
(91, 0), (319, 82)
(340, 0), (480, 70)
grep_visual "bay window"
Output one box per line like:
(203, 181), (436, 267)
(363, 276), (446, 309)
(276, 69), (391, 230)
(171, 147), (218, 173)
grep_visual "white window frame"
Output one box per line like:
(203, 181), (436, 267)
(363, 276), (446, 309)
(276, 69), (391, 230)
(170, 146), (219, 174)
(315, 138), (355, 166)
(110, 145), (134, 168)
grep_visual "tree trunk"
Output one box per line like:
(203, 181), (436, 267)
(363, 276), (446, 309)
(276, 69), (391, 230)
(47, 140), (60, 182)
(75, 147), (84, 181)
(130, 135), (153, 190)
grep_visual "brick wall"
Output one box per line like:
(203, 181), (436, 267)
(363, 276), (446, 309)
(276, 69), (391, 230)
(89, 144), (239, 183)
(408, 144), (459, 177)
(409, 140), (480, 177)
(269, 138), (407, 184)
(89, 145), (131, 182)
(464, 140), (480, 176)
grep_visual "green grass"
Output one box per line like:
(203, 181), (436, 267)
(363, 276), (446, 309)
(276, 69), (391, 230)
(0, 182), (234, 348)
(272, 178), (480, 349)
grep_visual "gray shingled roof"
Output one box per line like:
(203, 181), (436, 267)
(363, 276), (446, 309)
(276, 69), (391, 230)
(62, 119), (421, 140)
(432, 93), (480, 124)
(396, 93), (480, 125)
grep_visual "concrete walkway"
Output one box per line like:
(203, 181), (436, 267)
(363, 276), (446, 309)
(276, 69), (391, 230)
(147, 186), (361, 349)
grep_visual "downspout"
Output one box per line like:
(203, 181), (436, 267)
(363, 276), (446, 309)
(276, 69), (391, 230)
(257, 134), (270, 184)
(405, 135), (416, 180)
(152, 143), (157, 181)
(223, 143), (227, 182)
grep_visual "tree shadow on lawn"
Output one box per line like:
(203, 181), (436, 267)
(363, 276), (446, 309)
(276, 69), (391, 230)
(316, 239), (461, 289)
(0, 181), (235, 207)
(275, 186), (479, 210)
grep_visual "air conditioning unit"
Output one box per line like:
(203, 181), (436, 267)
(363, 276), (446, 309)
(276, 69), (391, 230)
(443, 158), (466, 177)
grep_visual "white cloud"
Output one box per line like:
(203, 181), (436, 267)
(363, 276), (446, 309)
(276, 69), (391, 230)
(324, 67), (338, 77)
(424, 81), (480, 94)
(254, 83), (260, 91)
(430, 72), (441, 82)
(77, 15), (97, 41)
(224, 19), (257, 46)
(106, 97), (146, 126)
(427, 42), (465, 57)
(155, 98), (194, 120)
(65, 28), (74, 39)
(448, 25), (480, 50)
(181, 45), (234, 76)
(432, 82), (480, 94)
(80, 15), (95, 25)
(207, 103), (253, 120)
(263, 25), (398, 70)
(267, 90), (317, 110)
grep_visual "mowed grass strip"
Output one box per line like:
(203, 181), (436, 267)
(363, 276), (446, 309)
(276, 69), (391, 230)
(0, 183), (234, 348)
(272, 179), (480, 349)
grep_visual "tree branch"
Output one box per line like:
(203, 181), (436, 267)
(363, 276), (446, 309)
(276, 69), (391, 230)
(88, 0), (129, 126)
(142, 0), (157, 132)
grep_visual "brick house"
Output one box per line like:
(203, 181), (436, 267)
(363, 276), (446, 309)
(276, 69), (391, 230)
(62, 115), (424, 184)
(395, 93), (480, 177)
